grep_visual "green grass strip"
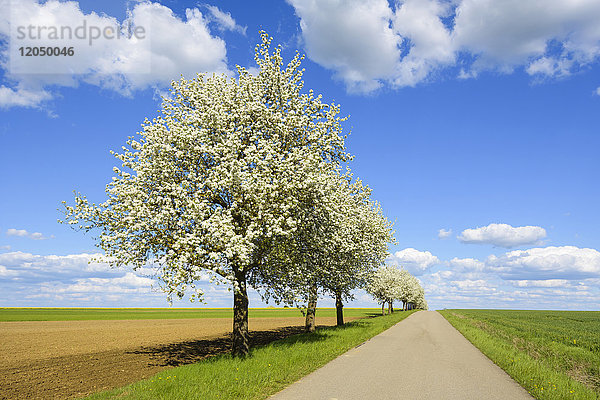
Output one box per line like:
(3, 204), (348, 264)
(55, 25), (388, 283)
(0, 307), (381, 321)
(439, 310), (599, 400)
(87, 310), (416, 400)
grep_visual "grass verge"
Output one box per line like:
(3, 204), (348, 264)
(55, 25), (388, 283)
(439, 310), (600, 400)
(86, 310), (417, 400)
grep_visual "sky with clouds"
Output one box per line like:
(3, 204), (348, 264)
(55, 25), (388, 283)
(0, 0), (599, 310)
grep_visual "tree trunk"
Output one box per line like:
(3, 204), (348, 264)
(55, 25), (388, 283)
(232, 269), (249, 356)
(305, 285), (318, 333)
(381, 302), (385, 316)
(335, 292), (344, 326)
(388, 300), (393, 314)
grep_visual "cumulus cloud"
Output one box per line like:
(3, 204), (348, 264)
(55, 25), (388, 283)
(288, 0), (401, 92)
(448, 257), (485, 272)
(6, 228), (53, 240)
(438, 228), (452, 239)
(453, 0), (600, 76)
(450, 279), (495, 291)
(487, 245), (600, 280)
(417, 244), (600, 309)
(422, 272), (600, 310)
(0, 85), (53, 109)
(288, 0), (600, 92)
(388, 248), (440, 275)
(390, 0), (454, 86)
(0, 1), (230, 108)
(204, 5), (247, 34)
(0, 251), (169, 306)
(0, 265), (19, 277)
(0, 251), (116, 279)
(509, 279), (571, 288)
(40, 272), (155, 295)
(0, 250), (255, 307)
(458, 223), (546, 248)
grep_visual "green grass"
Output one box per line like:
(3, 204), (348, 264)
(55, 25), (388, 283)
(439, 309), (600, 400)
(86, 310), (417, 400)
(0, 307), (381, 322)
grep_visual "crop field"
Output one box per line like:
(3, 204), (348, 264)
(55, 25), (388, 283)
(439, 309), (600, 400)
(0, 307), (379, 322)
(0, 307), (379, 400)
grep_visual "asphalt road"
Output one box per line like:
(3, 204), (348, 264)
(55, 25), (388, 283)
(270, 311), (533, 400)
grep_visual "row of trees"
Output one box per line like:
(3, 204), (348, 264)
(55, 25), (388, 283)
(367, 265), (428, 314)
(61, 33), (398, 356)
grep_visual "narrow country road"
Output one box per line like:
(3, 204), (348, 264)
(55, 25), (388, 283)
(271, 311), (532, 400)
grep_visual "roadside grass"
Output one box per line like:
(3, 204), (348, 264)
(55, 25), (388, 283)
(86, 310), (416, 400)
(439, 310), (600, 400)
(0, 307), (381, 322)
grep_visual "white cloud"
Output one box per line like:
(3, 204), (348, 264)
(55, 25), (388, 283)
(0, 245), (11, 251)
(288, 0), (600, 92)
(204, 5), (247, 35)
(0, 251), (172, 306)
(595, 87), (600, 96)
(388, 248), (440, 275)
(487, 246), (600, 280)
(0, 250), (254, 307)
(0, 251), (124, 278)
(510, 279), (571, 288)
(448, 257), (485, 272)
(0, 85), (53, 109)
(391, 0), (454, 86)
(42, 272), (156, 294)
(288, 0), (401, 92)
(6, 228), (53, 240)
(458, 223), (546, 248)
(418, 244), (600, 309)
(438, 228), (452, 239)
(453, 0), (600, 76)
(526, 57), (572, 77)
(6, 229), (29, 237)
(0, 1), (230, 108)
(0, 265), (19, 277)
(450, 279), (495, 291)
(419, 264), (600, 310)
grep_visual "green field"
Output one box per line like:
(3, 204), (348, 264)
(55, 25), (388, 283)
(87, 310), (416, 400)
(0, 307), (381, 322)
(439, 309), (600, 400)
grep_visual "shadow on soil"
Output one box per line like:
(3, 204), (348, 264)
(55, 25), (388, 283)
(130, 325), (330, 367)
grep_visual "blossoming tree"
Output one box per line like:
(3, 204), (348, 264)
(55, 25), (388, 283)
(253, 171), (394, 330)
(367, 265), (427, 313)
(61, 32), (352, 356)
(319, 177), (394, 326)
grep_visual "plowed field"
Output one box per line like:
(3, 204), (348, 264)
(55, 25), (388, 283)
(0, 316), (352, 399)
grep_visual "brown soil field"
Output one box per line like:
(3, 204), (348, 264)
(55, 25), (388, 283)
(0, 316), (354, 400)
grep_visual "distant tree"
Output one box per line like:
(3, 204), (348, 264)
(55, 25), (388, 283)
(405, 277), (427, 310)
(61, 32), (351, 356)
(367, 265), (403, 315)
(399, 273), (422, 310)
(367, 265), (427, 313)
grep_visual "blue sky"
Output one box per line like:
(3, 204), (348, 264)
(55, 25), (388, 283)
(1, 0), (599, 310)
